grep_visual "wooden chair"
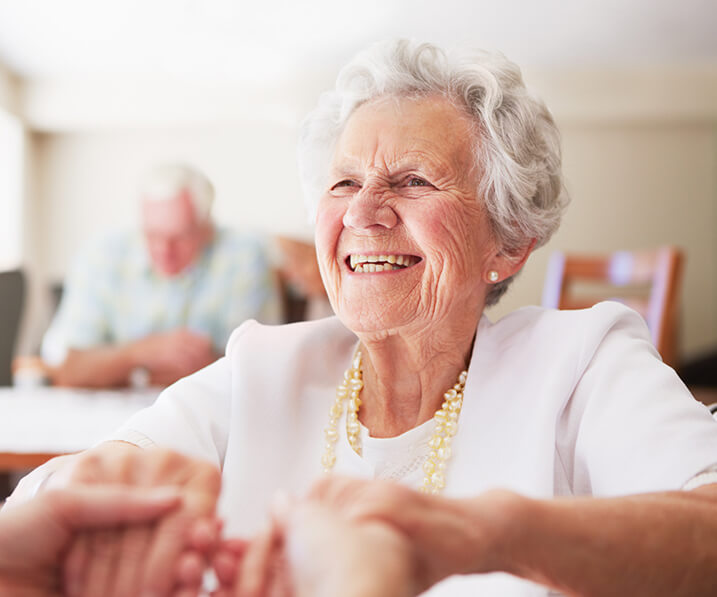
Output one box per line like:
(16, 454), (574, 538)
(274, 237), (329, 323)
(542, 247), (684, 368)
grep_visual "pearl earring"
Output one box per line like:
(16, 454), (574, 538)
(488, 270), (499, 283)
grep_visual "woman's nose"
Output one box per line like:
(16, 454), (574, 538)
(342, 186), (398, 231)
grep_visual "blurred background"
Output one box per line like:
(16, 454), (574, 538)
(0, 0), (715, 366)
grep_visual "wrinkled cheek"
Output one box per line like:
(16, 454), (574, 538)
(314, 202), (345, 299)
(315, 201), (343, 251)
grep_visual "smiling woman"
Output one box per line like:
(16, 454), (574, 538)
(315, 95), (511, 345)
(11, 40), (717, 597)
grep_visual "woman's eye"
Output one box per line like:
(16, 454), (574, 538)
(331, 179), (358, 190)
(406, 177), (431, 187)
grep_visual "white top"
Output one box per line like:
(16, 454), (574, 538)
(113, 302), (717, 596)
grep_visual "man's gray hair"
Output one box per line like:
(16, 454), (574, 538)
(139, 163), (215, 222)
(298, 40), (568, 305)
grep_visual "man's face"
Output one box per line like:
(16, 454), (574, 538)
(141, 190), (208, 277)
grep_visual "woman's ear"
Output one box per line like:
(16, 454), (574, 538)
(483, 239), (536, 284)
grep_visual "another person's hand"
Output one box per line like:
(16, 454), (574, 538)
(129, 329), (217, 385)
(29, 442), (222, 597)
(0, 485), (180, 597)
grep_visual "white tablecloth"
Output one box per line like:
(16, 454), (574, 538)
(0, 387), (160, 454)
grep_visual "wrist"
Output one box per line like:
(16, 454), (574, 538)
(460, 489), (537, 577)
(122, 342), (142, 370)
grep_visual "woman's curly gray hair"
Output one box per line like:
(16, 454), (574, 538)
(298, 39), (568, 306)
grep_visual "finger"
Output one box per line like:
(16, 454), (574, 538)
(270, 492), (293, 529)
(110, 523), (154, 597)
(63, 533), (91, 597)
(50, 486), (181, 530)
(222, 538), (249, 556)
(268, 553), (294, 597)
(212, 548), (242, 588)
(140, 510), (192, 596)
(138, 453), (221, 596)
(175, 550), (206, 588)
(235, 526), (278, 597)
(81, 530), (120, 597)
(187, 517), (222, 553)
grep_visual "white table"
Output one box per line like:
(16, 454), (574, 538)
(0, 386), (160, 471)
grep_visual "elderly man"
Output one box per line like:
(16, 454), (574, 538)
(42, 163), (280, 388)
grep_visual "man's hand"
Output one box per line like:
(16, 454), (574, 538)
(0, 486), (181, 597)
(128, 329), (217, 386)
(52, 329), (217, 388)
(36, 442), (222, 597)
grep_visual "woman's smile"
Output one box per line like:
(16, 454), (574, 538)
(346, 253), (422, 273)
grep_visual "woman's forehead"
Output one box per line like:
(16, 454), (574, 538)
(331, 96), (477, 175)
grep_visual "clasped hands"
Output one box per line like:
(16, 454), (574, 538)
(6, 443), (513, 597)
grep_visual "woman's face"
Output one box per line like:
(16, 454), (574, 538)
(315, 95), (499, 336)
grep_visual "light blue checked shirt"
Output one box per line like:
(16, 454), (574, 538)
(42, 228), (281, 365)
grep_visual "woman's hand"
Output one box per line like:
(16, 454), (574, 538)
(0, 485), (181, 597)
(215, 500), (413, 597)
(305, 476), (523, 592)
(42, 441), (222, 597)
(283, 502), (415, 597)
(221, 476), (522, 597)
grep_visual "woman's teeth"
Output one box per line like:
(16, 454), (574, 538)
(349, 254), (419, 273)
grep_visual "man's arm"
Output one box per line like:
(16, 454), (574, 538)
(51, 329), (217, 388)
(51, 346), (137, 388)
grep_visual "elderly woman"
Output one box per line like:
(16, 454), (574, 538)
(10, 40), (717, 597)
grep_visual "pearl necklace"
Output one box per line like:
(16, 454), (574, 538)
(322, 350), (468, 494)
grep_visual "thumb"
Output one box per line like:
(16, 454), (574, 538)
(47, 486), (182, 531)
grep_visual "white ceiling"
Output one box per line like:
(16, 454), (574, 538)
(1, 0), (715, 130)
(1, 0), (716, 85)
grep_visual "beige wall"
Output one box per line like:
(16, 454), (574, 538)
(26, 72), (717, 362)
(0, 62), (20, 116)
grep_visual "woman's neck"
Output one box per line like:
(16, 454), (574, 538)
(356, 321), (477, 438)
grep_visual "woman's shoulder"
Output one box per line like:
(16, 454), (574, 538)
(225, 316), (357, 359)
(482, 301), (654, 370)
(491, 301), (650, 340)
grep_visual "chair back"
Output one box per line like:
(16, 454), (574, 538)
(0, 269), (25, 385)
(542, 247), (684, 368)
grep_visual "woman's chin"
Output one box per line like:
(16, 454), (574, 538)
(334, 305), (416, 337)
